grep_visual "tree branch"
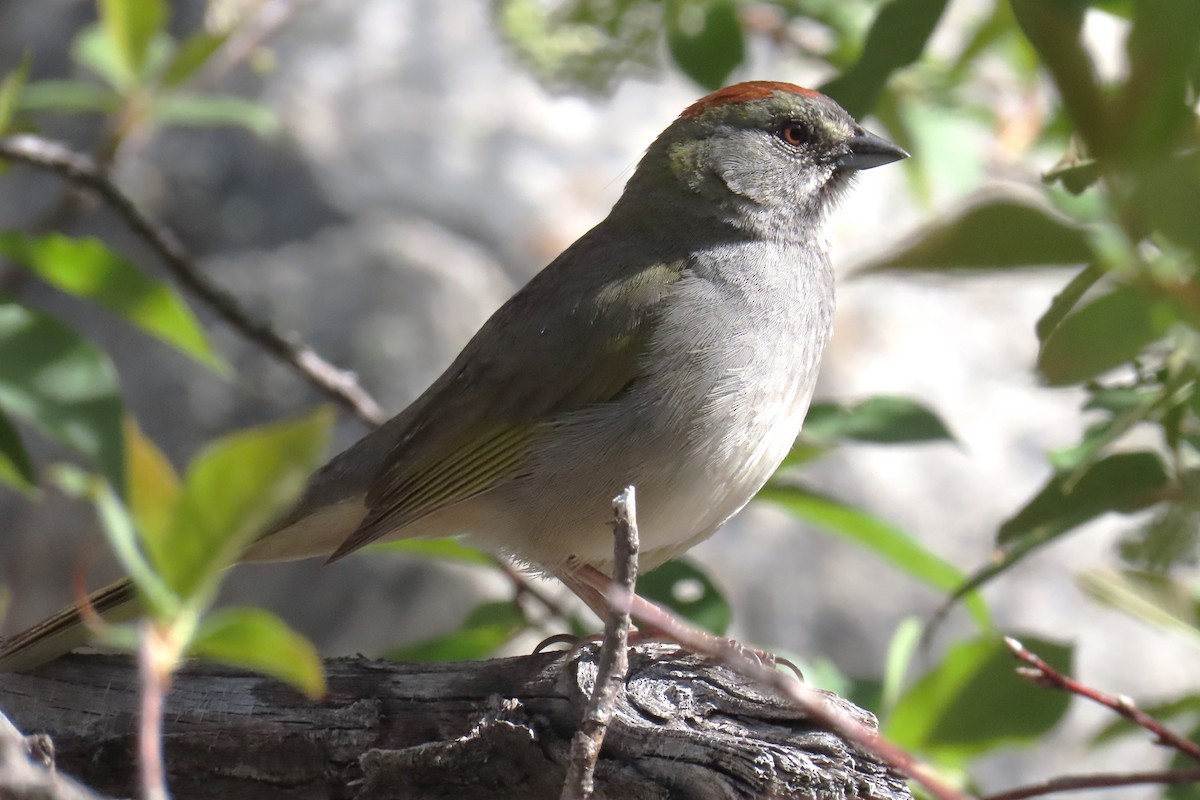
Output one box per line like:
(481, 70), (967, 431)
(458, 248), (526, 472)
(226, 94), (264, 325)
(0, 133), (386, 426)
(0, 648), (911, 800)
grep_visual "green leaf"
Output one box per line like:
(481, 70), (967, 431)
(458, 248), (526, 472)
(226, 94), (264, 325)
(801, 396), (955, 446)
(759, 484), (992, 629)
(191, 606), (325, 698)
(1047, 412), (1144, 475)
(72, 24), (136, 90)
(1078, 569), (1200, 649)
(665, 0), (745, 91)
(820, 0), (950, 117)
(152, 407), (334, 602)
(1050, 376), (1177, 478)
(0, 55), (30, 134)
(1118, 0), (1200, 161)
(0, 232), (227, 374)
(0, 301), (125, 490)
(940, 452), (1171, 609)
(51, 464), (175, 617)
(1135, 151), (1200, 261)
(0, 409), (35, 491)
(881, 616), (922, 717)
(887, 634), (1073, 762)
(18, 80), (121, 114)
(149, 94), (278, 137)
(367, 537), (494, 566)
(1035, 264), (1104, 345)
(124, 417), (179, 541)
(638, 558), (731, 635)
(1037, 286), (1176, 386)
(999, 452), (1169, 546)
(1118, 503), (1200, 572)
(1088, 383), (1162, 414)
(858, 199), (1093, 273)
(384, 601), (524, 662)
(99, 0), (168, 80)
(162, 32), (228, 87)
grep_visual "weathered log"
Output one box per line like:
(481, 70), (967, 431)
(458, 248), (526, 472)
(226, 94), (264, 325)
(0, 644), (911, 800)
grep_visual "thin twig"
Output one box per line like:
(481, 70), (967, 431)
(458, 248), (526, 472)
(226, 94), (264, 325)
(560, 486), (639, 800)
(1005, 637), (1200, 765)
(616, 592), (972, 800)
(980, 768), (1200, 800)
(0, 134), (386, 426)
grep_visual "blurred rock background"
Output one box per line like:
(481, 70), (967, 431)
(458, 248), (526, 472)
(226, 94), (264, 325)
(2, 0), (1198, 795)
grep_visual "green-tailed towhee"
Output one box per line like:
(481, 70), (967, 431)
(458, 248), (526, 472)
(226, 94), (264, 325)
(0, 81), (907, 671)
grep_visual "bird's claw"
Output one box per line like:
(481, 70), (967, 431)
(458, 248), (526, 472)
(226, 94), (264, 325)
(532, 632), (594, 654)
(533, 629), (803, 681)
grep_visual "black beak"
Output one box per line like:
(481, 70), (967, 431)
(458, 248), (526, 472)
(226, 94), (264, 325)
(837, 127), (909, 171)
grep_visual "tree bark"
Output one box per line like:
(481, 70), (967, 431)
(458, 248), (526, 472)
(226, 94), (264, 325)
(0, 644), (911, 800)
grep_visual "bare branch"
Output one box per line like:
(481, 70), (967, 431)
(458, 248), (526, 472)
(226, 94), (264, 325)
(618, 594), (973, 800)
(1, 649), (910, 799)
(0, 134), (386, 426)
(1005, 637), (1200, 765)
(561, 486), (639, 800)
(980, 768), (1200, 800)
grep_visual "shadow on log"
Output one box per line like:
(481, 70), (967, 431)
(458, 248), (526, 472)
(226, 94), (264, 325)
(0, 643), (911, 800)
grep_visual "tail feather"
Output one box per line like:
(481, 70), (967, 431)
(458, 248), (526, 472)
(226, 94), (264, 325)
(0, 579), (139, 672)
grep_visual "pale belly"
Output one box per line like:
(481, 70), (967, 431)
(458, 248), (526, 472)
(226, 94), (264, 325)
(464, 337), (823, 574)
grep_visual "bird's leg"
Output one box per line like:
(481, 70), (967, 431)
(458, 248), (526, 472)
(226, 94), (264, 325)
(560, 563), (803, 679)
(557, 564), (617, 622)
(532, 564), (641, 654)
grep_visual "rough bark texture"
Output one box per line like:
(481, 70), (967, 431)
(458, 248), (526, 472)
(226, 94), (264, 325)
(0, 644), (911, 800)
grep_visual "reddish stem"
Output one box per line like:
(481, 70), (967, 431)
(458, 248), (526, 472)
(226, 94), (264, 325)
(981, 768), (1200, 800)
(1005, 637), (1200, 765)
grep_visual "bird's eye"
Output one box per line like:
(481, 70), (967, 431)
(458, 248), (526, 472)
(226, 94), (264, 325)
(778, 121), (810, 148)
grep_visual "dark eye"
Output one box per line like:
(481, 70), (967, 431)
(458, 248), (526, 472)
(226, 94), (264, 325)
(778, 121), (810, 147)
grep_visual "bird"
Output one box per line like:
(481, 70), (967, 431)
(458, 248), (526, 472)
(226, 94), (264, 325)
(0, 81), (907, 671)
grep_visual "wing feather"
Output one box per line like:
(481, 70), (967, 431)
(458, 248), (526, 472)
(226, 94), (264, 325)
(326, 237), (687, 562)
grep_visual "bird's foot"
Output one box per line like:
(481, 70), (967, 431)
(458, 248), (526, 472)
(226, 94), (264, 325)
(531, 628), (802, 680)
(701, 635), (805, 681)
(531, 627), (652, 655)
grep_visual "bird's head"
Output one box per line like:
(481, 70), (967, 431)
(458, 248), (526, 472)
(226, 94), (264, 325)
(621, 81), (908, 241)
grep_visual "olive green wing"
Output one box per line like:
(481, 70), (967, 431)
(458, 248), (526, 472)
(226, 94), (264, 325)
(326, 255), (684, 561)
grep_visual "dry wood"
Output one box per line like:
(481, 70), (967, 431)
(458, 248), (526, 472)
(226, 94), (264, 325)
(0, 645), (910, 800)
